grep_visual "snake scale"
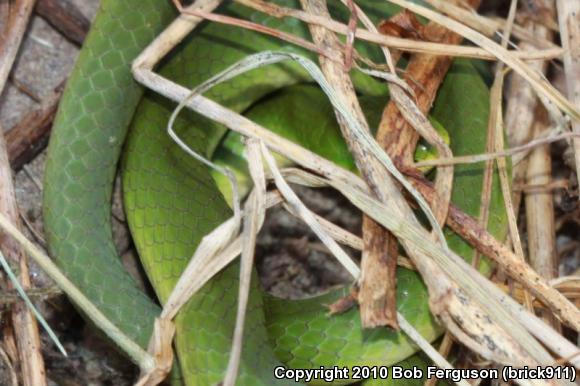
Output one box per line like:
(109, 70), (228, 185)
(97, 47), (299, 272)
(42, 0), (507, 384)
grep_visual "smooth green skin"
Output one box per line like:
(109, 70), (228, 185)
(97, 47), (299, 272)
(43, 0), (506, 385)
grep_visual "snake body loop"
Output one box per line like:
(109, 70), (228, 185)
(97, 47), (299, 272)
(43, 1), (507, 385)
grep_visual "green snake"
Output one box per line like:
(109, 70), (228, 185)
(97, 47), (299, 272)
(42, 0), (507, 384)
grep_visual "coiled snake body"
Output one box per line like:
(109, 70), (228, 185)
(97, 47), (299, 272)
(43, 0), (507, 384)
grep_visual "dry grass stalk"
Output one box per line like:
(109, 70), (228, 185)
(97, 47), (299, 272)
(134, 319), (176, 386)
(299, 0), (410, 329)
(223, 139), (267, 386)
(414, 132), (580, 168)
(505, 0), (556, 221)
(235, 0), (563, 61)
(386, 0), (579, 121)
(268, 155), (361, 278)
(491, 71), (532, 310)
(556, 0), (580, 195)
(346, 7), (402, 329)
(160, 214), (241, 320)
(483, 1), (532, 312)
(475, 32), (509, 272)
(525, 110), (560, 329)
(370, 0), (477, 339)
(179, 6), (337, 60)
(425, 0), (557, 49)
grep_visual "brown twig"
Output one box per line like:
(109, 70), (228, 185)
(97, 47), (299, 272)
(177, 6), (336, 60)
(5, 83), (64, 170)
(35, 0), (89, 45)
(298, 0), (410, 330)
(0, 0), (36, 93)
(0, 287), (62, 307)
(371, 0), (480, 333)
(10, 77), (41, 102)
(406, 170), (579, 330)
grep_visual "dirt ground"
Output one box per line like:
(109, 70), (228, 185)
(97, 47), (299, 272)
(0, 0), (578, 385)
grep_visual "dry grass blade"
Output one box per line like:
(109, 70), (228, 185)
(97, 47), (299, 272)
(223, 139), (267, 386)
(160, 216), (241, 320)
(556, 0), (580, 198)
(386, 0), (580, 121)
(134, 319), (176, 386)
(158, 192), (285, 323)
(235, 0), (563, 61)
(414, 132), (580, 168)
(180, 7), (337, 60)
(492, 70), (532, 309)
(299, 0), (403, 329)
(485, 2), (531, 311)
(473, 0), (515, 270)
(425, 0), (557, 48)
